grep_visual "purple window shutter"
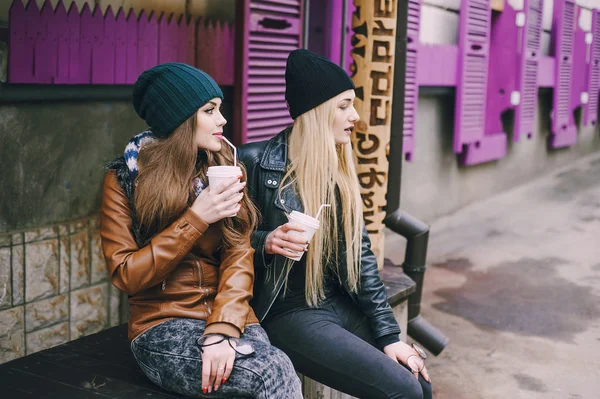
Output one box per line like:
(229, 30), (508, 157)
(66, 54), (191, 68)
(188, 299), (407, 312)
(454, 0), (506, 165)
(569, 6), (589, 123)
(214, 21), (225, 84)
(196, 18), (211, 78)
(485, 0), (542, 142)
(115, 9), (128, 84)
(138, 11), (159, 75)
(585, 10), (600, 126)
(549, 0), (576, 148)
(36, 1), (57, 84)
(66, 2), (81, 84)
(92, 6), (116, 84)
(9, 0), (35, 83)
(345, 0), (356, 74)
(514, 0), (543, 141)
(125, 9), (138, 84)
(484, 1), (518, 137)
(159, 13), (179, 64)
(78, 4), (94, 84)
(403, 0), (420, 162)
(225, 23), (235, 86)
(54, 2), (69, 84)
(235, 0), (302, 144)
(177, 15), (195, 66)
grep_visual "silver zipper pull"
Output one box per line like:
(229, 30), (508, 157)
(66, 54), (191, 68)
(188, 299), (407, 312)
(161, 280), (167, 291)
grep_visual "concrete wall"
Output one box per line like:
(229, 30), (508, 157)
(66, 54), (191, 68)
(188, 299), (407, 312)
(0, 102), (145, 233)
(398, 0), (600, 224)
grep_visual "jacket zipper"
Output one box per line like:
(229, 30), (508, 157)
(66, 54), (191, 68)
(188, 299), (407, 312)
(162, 279), (167, 290)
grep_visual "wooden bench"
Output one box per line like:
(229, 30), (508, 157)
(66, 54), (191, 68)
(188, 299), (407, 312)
(0, 263), (414, 399)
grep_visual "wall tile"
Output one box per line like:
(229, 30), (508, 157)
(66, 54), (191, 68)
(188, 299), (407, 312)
(0, 247), (11, 309)
(109, 283), (122, 327)
(0, 307), (25, 363)
(90, 231), (107, 284)
(59, 237), (70, 294)
(24, 226), (59, 243)
(25, 239), (60, 302)
(0, 234), (10, 247)
(70, 232), (90, 290)
(26, 322), (69, 355)
(70, 283), (108, 340)
(25, 294), (69, 332)
(12, 242), (24, 306)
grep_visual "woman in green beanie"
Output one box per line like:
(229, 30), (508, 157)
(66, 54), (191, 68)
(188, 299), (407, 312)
(100, 63), (302, 398)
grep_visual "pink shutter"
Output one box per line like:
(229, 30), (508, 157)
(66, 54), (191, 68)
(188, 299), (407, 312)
(54, 1), (70, 83)
(454, 0), (506, 165)
(9, 0), (35, 83)
(92, 6), (116, 84)
(125, 9), (138, 84)
(158, 13), (179, 64)
(115, 9), (128, 84)
(569, 6), (589, 124)
(36, 1), (57, 83)
(66, 2), (82, 84)
(585, 10), (600, 126)
(78, 4), (94, 84)
(138, 11), (159, 75)
(549, 0), (577, 148)
(235, 0), (303, 144)
(514, 0), (543, 141)
(402, 0), (420, 162)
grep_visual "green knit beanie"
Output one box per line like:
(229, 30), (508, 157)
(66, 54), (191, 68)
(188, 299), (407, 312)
(133, 63), (223, 138)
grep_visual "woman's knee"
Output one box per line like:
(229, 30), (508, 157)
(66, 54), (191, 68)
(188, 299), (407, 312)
(382, 374), (423, 399)
(400, 377), (425, 399)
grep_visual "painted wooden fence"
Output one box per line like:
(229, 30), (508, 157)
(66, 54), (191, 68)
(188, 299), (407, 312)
(9, 0), (235, 86)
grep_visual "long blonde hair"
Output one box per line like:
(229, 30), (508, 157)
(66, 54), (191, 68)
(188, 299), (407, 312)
(280, 93), (363, 306)
(134, 114), (258, 248)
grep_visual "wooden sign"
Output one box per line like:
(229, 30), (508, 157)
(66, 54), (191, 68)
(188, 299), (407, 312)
(350, 0), (398, 269)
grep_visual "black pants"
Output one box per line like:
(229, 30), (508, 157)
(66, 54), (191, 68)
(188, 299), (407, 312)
(263, 295), (433, 399)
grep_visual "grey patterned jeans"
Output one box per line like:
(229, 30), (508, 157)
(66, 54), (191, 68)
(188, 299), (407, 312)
(131, 318), (303, 398)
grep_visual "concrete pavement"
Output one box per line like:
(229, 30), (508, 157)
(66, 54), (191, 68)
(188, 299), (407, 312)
(385, 152), (600, 399)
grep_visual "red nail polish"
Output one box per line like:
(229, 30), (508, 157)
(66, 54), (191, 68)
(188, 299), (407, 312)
(202, 387), (208, 394)
(222, 378), (227, 384)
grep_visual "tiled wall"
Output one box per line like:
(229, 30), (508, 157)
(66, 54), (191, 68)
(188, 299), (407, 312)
(0, 216), (121, 364)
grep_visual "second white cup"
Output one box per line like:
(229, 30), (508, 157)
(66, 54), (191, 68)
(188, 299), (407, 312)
(284, 210), (320, 261)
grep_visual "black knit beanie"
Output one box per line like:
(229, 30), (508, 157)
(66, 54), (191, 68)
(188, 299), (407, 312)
(133, 63), (223, 138)
(285, 49), (355, 119)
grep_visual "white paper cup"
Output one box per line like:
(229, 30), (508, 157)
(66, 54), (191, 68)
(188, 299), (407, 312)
(207, 166), (242, 217)
(284, 211), (320, 261)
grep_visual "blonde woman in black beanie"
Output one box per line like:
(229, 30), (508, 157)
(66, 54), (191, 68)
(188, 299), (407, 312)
(100, 63), (302, 398)
(240, 50), (433, 399)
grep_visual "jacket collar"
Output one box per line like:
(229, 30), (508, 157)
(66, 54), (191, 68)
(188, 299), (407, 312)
(260, 126), (292, 172)
(258, 127), (304, 213)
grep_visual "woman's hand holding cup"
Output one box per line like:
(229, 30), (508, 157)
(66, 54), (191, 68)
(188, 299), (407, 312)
(265, 223), (309, 257)
(191, 176), (245, 224)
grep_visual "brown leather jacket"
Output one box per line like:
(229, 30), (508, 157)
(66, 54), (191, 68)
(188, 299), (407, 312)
(100, 171), (259, 341)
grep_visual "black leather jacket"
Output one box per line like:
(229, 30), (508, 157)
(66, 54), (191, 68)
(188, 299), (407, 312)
(239, 128), (401, 341)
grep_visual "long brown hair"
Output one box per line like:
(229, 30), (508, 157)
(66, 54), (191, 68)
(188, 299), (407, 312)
(134, 114), (258, 248)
